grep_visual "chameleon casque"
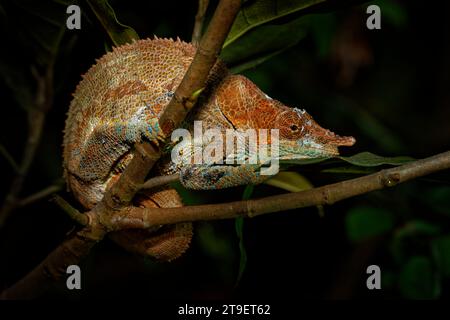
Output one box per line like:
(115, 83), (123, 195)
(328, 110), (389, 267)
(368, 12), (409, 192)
(63, 37), (355, 261)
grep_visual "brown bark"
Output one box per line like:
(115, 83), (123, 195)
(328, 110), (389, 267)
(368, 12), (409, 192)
(0, 0), (242, 300)
(111, 151), (450, 229)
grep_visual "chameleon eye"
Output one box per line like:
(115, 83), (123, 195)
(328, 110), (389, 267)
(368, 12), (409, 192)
(290, 125), (299, 131)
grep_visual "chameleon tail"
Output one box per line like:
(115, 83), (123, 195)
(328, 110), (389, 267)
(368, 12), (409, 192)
(109, 187), (192, 261)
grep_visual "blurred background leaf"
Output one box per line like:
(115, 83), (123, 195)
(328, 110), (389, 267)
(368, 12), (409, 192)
(222, 0), (368, 72)
(224, 0), (326, 47)
(390, 220), (441, 265)
(432, 236), (450, 280)
(282, 151), (414, 170)
(234, 184), (254, 286)
(398, 255), (440, 299)
(373, 0), (407, 28)
(86, 0), (139, 46)
(339, 152), (414, 167)
(264, 171), (313, 192)
(264, 171), (324, 216)
(345, 206), (395, 242)
(223, 16), (309, 73)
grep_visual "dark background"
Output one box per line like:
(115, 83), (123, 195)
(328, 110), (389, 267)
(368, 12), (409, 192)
(1, 0), (449, 300)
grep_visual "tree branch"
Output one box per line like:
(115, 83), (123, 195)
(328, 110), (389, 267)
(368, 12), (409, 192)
(192, 0), (210, 46)
(2, 148), (449, 299)
(0, 64), (54, 228)
(101, 0), (242, 209)
(0, 0), (242, 300)
(158, 0), (241, 135)
(0, 216), (106, 300)
(0, 143), (20, 173)
(51, 195), (89, 226)
(18, 182), (63, 208)
(110, 151), (450, 229)
(3, 0), (448, 300)
(102, 142), (162, 210)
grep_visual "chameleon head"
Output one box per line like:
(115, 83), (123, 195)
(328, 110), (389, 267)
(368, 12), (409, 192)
(273, 105), (356, 159)
(214, 74), (355, 160)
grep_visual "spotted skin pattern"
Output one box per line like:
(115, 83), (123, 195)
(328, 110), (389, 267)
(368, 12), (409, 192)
(63, 38), (355, 261)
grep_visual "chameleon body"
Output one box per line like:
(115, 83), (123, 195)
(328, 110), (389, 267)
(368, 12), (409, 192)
(63, 38), (355, 261)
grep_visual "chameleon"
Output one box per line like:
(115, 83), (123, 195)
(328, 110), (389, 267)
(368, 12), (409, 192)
(63, 37), (355, 261)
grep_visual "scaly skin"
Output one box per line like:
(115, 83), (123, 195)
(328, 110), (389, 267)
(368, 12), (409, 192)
(172, 74), (356, 190)
(63, 37), (355, 261)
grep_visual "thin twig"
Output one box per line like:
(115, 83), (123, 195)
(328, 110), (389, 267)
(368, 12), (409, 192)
(192, 0), (210, 46)
(0, 64), (54, 228)
(18, 183), (64, 208)
(139, 173), (179, 190)
(0, 144), (19, 173)
(50, 195), (89, 226)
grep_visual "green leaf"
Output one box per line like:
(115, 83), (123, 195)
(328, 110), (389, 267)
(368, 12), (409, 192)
(86, 0), (139, 46)
(281, 152), (413, 170)
(279, 156), (330, 166)
(264, 171), (324, 216)
(222, 15), (309, 71)
(374, 0), (408, 28)
(229, 48), (287, 74)
(390, 220), (441, 264)
(396, 220), (441, 239)
(264, 171), (312, 192)
(224, 0), (327, 48)
(345, 206), (395, 242)
(196, 223), (236, 283)
(431, 235), (450, 279)
(170, 181), (210, 205)
(308, 12), (336, 58)
(223, 0), (368, 72)
(339, 152), (414, 167)
(242, 184), (255, 200)
(235, 184), (254, 286)
(321, 166), (376, 175)
(104, 40), (113, 53)
(399, 256), (440, 299)
(198, 223), (234, 258)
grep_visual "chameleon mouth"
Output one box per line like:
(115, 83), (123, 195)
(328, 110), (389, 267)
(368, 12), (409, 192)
(302, 133), (355, 155)
(278, 132), (355, 160)
(305, 123), (356, 156)
(320, 134), (356, 156)
(326, 133), (356, 147)
(301, 141), (340, 157)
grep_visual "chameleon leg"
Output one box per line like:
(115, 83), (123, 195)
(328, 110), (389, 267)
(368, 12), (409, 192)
(67, 119), (161, 183)
(109, 187), (192, 261)
(179, 164), (270, 190)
